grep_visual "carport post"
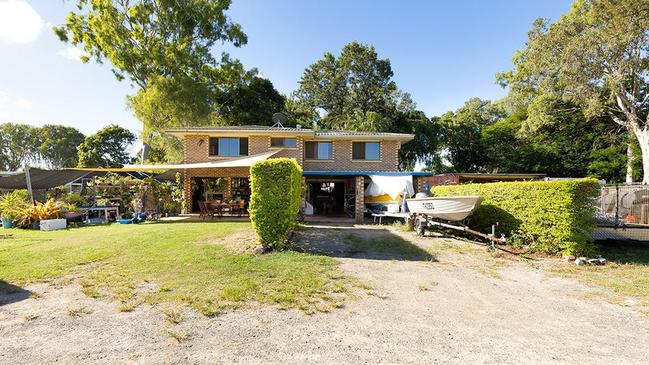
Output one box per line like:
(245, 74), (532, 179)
(24, 164), (34, 205)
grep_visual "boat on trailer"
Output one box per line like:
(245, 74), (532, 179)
(405, 196), (483, 221)
(405, 195), (506, 245)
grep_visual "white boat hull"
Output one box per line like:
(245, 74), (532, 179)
(406, 196), (483, 221)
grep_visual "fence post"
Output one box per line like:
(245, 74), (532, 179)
(615, 184), (619, 226)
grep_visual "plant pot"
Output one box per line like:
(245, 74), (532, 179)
(1, 217), (12, 229)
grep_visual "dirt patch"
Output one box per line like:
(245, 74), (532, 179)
(2, 224), (649, 364)
(205, 228), (259, 253)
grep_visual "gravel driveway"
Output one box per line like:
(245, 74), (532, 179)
(2, 224), (649, 364)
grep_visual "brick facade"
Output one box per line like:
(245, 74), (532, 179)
(182, 134), (398, 172)
(179, 131), (408, 214)
(183, 135), (303, 164)
(354, 176), (365, 223)
(302, 140), (400, 172)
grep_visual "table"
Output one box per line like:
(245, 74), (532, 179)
(79, 206), (120, 223)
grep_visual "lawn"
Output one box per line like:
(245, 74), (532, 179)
(0, 222), (355, 315)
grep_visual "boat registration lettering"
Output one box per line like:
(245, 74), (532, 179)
(422, 203), (435, 210)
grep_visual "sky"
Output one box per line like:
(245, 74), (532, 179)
(0, 0), (574, 138)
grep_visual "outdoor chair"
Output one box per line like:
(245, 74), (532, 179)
(230, 200), (246, 216)
(209, 201), (224, 217)
(198, 201), (206, 219)
(203, 201), (218, 219)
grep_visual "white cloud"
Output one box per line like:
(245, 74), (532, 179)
(0, 0), (45, 45)
(0, 91), (33, 118)
(14, 98), (32, 109)
(56, 46), (88, 62)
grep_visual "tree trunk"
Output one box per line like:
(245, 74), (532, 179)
(633, 128), (649, 185)
(626, 140), (634, 184)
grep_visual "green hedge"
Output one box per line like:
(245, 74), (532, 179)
(249, 158), (302, 250)
(430, 179), (600, 255)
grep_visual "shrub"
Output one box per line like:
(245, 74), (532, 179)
(59, 192), (90, 207)
(430, 179), (600, 255)
(249, 158), (302, 250)
(16, 200), (62, 228)
(0, 190), (30, 222)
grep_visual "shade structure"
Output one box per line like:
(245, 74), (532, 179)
(67, 150), (282, 172)
(0, 168), (92, 190)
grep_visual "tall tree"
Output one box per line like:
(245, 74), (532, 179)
(38, 125), (85, 168)
(436, 98), (504, 172)
(294, 41), (438, 169)
(213, 76), (286, 126)
(0, 123), (39, 171)
(54, 0), (256, 162)
(294, 41), (404, 128)
(77, 125), (136, 168)
(479, 98), (630, 181)
(53, 0), (247, 89)
(497, 0), (649, 182)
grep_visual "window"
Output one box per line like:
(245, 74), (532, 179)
(270, 137), (297, 148)
(352, 142), (380, 160)
(209, 137), (248, 157)
(305, 141), (333, 160)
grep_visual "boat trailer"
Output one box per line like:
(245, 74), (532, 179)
(411, 213), (507, 247)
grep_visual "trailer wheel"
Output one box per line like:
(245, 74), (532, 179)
(415, 219), (426, 236)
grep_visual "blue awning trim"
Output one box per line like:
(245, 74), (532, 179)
(302, 171), (433, 176)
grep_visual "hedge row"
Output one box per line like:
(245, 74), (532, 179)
(430, 179), (600, 255)
(249, 158), (302, 250)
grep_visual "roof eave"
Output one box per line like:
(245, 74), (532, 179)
(165, 128), (314, 138)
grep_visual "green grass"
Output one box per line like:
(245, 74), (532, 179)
(553, 244), (649, 311)
(345, 232), (434, 260)
(0, 222), (355, 314)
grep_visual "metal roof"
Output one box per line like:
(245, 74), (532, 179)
(166, 125), (313, 137)
(314, 130), (414, 141)
(165, 125), (414, 142)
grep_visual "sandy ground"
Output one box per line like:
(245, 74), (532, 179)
(2, 224), (649, 364)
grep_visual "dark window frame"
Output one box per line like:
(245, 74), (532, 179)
(270, 137), (298, 148)
(352, 141), (381, 161)
(304, 141), (333, 160)
(208, 137), (249, 157)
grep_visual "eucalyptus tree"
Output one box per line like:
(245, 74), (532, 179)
(498, 0), (649, 182)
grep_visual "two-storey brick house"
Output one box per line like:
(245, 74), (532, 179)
(166, 125), (426, 222)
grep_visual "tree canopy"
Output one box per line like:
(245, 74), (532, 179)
(0, 123), (85, 171)
(436, 98), (504, 172)
(77, 125), (136, 168)
(37, 125), (86, 169)
(54, 0), (286, 162)
(53, 0), (247, 89)
(497, 0), (649, 182)
(292, 41), (438, 169)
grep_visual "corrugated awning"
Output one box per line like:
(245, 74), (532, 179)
(67, 150), (281, 172)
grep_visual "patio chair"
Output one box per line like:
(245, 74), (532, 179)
(230, 200), (246, 216)
(209, 200), (223, 217)
(198, 201), (210, 220)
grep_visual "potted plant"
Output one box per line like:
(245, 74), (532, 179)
(0, 191), (29, 229)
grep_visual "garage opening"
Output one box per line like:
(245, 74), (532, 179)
(305, 177), (356, 217)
